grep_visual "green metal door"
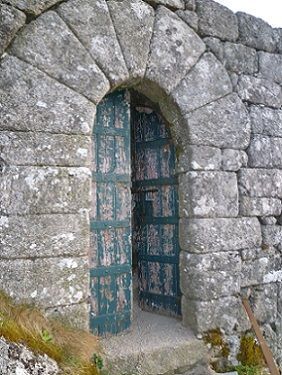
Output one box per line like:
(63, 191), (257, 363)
(131, 108), (181, 316)
(90, 91), (132, 335)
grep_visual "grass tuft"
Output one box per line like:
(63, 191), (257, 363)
(0, 291), (100, 375)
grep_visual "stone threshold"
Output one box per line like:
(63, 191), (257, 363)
(101, 305), (211, 375)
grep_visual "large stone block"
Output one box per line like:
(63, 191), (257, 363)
(249, 106), (282, 138)
(57, 0), (129, 86)
(10, 11), (110, 103)
(0, 166), (91, 215)
(180, 217), (262, 253)
(262, 225), (282, 249)
(46, 302), (89, 330)
(237, 12), (277, 53)
(241, 255), (281, 287)
(172, 53), (232, 114)
(108, 0), (154, 80)
(0, 4), (26, 56)
(0, 131), (90, 167)
(180, 252), (241, 300)
(179, 171), (238, 218)
(248, 135), (282, 168)
(222, 149), (248, 171)
(0, 212), (89, 258)
(0, 55), (96, 135)
(239, 169), (282, 198)
(146, 6), (205, 94)
(177, 145), (221, 172)
(182, 295), (250, 334)
(251, 284), (278, 324)
(181, 269), (240, 300)
(236, 75), (282, 108)
(240, 197), (282, 217)
(0, 256), (89, 307)
(196, 0), (238, 41)
(180, 251), (242, 272)
(4, 0), (61, 15)
(222, 42), (258, 75)
(259, 52), (282, 85)
(184, 94), (250, 149)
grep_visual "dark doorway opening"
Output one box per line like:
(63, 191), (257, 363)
(131, 91), (181, 317)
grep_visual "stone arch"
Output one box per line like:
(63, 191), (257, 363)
(0, 0), (256, 336)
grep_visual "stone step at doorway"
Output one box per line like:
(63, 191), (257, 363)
(101, 305), (211, 375)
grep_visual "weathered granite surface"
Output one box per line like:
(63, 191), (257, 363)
(146, 6), (205, 93)
(0, 337), (59, 375)
(10, 11), (110, 103)
(0, 3), (26, 56)
(1, 0), (282, 371)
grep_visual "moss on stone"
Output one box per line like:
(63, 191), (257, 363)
(204, 328), (230, 358)
(237, 334), (265, 367)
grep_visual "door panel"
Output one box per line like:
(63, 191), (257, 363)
(132, 109), (181, 316)
(90, 91), (132, 335)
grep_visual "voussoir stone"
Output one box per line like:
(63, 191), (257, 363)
(237, 12), (277, 53)
(2, 0), (61, 15)
(0, 166), (91, 215)
(0, 212), (89, 258)
(177, 145), (221, 172)
(0, 131), (91, 167)
(239, 169), (282, 198)
(196, 0), (238, 41)
(240, 197), (282, 217)
(184, 93), (250, 148)
(57, 0), (129, 86)
(172, 52), (232, 114)
(249, 106), (282, 137)
(0, 256), (89, 307)
(107, 0), (154, 81)
(236, 74), (282, 108)
(0, 55), (96, 135)
(146, 0), (185, 9)
(10, 11), (110, 103)
(0, 4), (26, 56)
(180, 217), (261, 253)
(179, 171), (238, 218)
(258, 52), (282, 85)
(146, 6), (205, 94)
(248, 135), (282, 168)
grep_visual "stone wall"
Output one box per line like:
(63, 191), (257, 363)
(0, 0), (282, 368)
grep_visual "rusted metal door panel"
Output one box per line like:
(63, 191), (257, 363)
(90, 91), (132, 335)
(132, 109), (181, 316)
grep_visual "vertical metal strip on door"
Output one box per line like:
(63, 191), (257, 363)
(132, 109), (181, 316)
(90, 91), (132, 335)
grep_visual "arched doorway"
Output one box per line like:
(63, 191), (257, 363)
(90, 90), (181, 335)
